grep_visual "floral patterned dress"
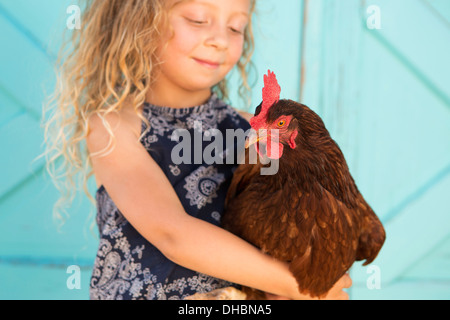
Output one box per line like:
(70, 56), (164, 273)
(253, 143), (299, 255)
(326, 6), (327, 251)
(89, 94), (252, 300)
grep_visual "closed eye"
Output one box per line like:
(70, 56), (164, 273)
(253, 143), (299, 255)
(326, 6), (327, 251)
(229, 27), (243, 34)
(184, 17), (207, 25)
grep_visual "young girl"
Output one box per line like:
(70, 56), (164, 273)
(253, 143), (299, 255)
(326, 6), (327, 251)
(44, 0), (351, 300)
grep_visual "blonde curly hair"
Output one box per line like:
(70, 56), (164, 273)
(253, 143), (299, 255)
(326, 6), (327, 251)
(41, 0), (256, 224)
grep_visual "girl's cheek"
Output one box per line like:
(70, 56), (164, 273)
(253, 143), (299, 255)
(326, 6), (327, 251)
(229, 38), (245, 64)
(169, 20), (203, 52)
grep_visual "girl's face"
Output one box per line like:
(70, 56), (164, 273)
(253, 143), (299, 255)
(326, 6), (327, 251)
(155, 0), (251, 99)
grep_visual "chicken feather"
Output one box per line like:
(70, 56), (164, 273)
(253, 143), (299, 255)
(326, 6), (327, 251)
(221, 71), (385, 299)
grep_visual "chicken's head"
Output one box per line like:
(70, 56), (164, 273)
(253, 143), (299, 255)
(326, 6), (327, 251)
(245, 70), (300, 160)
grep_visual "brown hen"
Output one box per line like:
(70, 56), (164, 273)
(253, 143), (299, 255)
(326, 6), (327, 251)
(222, 71), (386, 299)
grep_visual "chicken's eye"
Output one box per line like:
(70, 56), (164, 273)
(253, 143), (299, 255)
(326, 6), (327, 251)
(277, 120), (286, 128)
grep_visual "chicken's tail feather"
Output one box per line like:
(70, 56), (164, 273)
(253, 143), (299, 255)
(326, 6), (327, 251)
(356, 213), (386, 266)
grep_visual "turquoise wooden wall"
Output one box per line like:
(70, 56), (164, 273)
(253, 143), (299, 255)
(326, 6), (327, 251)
(1, 0), (449, 300)
(0, 0), (96, 299)
(298, 0), (450, 299)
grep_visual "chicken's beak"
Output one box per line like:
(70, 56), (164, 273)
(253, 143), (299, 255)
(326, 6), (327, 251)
(245, 130), (269, 149)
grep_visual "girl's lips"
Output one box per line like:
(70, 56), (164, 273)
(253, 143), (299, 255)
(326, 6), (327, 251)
(193, 58), (221, 69)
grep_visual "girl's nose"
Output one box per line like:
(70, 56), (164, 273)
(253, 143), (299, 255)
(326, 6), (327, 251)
(204, 23), (229, 50)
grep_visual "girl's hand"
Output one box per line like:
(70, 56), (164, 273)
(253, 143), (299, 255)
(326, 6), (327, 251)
(265, 273), (352, 300)
(319, 273), (352, 300)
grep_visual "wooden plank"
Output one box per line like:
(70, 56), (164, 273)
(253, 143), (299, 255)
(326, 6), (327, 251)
(350, 172), (450, 285)
(0, 112), (44, 197)
(299, 0), (326, 108)
(302, 0), (450, 219)
(0, 0), (73, 59)
(228, 0), (304, 111)
(301, 0), (366, 172)
(365, 0), (450, 106)
(0, 87), (25, 126)
(351, 279), (450, 300)
(0, 262), (91, 299)
(0, 14), (56, 117)
(401, 236), (450, 281)
(353, 31), (450, 222)
(251, 0), (303, 101)
(423, 0), (450, 28)
(302, 0), (450, 289)
(0, 168), (98, 259)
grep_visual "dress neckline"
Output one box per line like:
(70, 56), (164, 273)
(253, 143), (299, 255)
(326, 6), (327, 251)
(143, 93), (218, 117)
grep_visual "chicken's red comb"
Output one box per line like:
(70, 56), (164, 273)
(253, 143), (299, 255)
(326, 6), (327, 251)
(262, 70), (281, 112)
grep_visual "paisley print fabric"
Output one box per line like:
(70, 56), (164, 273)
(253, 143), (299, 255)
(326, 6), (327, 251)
(90, 94), (251, 300)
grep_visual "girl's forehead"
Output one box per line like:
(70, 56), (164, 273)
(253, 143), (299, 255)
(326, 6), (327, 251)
(170, 0), (252, 12)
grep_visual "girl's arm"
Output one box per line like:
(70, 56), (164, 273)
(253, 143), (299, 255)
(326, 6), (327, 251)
(86, 111), (349, 300)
